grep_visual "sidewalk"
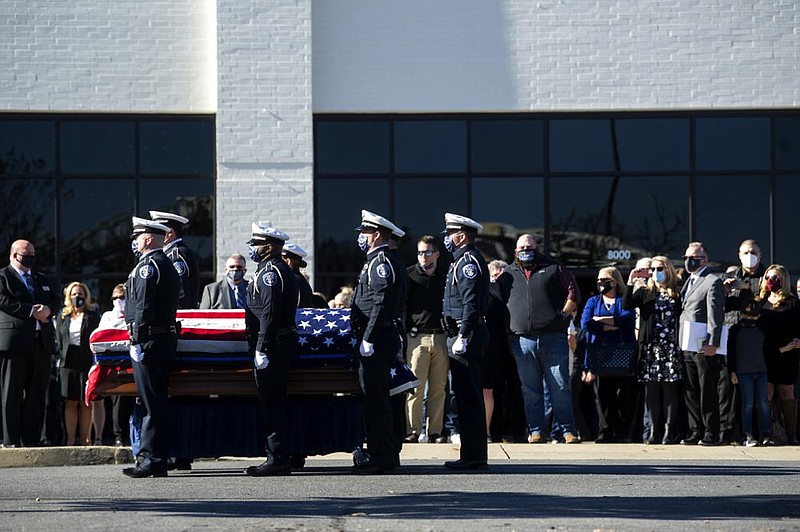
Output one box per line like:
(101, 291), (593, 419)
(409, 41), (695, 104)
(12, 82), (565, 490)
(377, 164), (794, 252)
(1, 442), (797, 468)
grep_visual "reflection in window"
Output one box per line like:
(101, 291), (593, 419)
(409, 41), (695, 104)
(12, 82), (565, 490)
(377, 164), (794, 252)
(60, 179), (136, 275)
(140, 121), (215, 175)
(0, 120), (55, 176)
(776, 117), (800, 171)
(615, 118), (690, 172)
(61, 122), (135, 175)
(550, 176), (689, 267)
(315, 121), (389, 174)
(316, 178), (390, 299)
(696, 118), (770, 171)
(695, 175), (770, 262)
(394, 121), (466, 174)
(550, 120), (615, 173)
(774, 175), (800, 268)
(471, 120), (543, 173)
(0, 179), (56, 271)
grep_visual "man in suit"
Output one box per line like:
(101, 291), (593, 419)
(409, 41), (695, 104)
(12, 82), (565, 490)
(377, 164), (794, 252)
(679, 241), (726, 446)
(0, 239), (59, 447)
(199, 254), (249, 310)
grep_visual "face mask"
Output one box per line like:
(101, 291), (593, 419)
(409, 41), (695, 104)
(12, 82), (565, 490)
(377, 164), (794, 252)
(597, 282), (613, 294)
(131, 240), (141, 260)
(766, 278), (782, 293)
(741, 253), (759, 269)
(112, 298), (125, 315)
(71, 296), (85, 309)
(443, 234), (456, 254)
(516, 250), (536, 263)
(685, 257), (703, 273)
(227, 270), (245, 282)
(653, 270), (667, 284)
(17, 254), (34, 269)
(357, 233), (369, 252)
(248, 245), (261, 262)
(422, 262), (435, 271)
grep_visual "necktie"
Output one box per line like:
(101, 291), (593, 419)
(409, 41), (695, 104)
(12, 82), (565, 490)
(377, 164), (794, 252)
(235, 285), (246, 309)
(23, 272), (34, 295)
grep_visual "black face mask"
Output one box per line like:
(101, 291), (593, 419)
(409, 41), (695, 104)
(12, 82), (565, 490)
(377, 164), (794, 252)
(597, 282), (613, 294)
(17, 254), (34, 269)
(71, 296), (85, 309)
(685, 257), (703, 273)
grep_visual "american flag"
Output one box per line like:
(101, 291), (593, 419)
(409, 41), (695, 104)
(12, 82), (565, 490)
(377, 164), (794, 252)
(294, 308), (355, 361)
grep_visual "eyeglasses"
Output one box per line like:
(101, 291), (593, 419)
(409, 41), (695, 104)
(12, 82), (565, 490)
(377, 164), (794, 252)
(112, 296), (125, 301)
(648, 267), (665, 272)
(417, 250), (435, 257)
(766, 275), (781, 282)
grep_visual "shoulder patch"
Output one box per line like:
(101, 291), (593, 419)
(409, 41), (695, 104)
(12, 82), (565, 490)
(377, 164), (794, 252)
(173, 260), (187, 276)
(262, 271), (279, 287)
(462, 263), (478, 279)
(376, 263), (391, 279)
(139, 265), (154, 279)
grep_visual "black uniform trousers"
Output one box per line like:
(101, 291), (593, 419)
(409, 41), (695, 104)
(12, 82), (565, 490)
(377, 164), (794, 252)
(254, 333), (298, 461)
(447, 325), (488, 462)
(1, 334), (50, 446)
(683, 350), (721, 440)
(361, 325), (400, 467)
(131, 338), (175, 466)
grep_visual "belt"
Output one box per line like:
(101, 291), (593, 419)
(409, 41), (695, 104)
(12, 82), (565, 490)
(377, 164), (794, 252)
(420, 328), (444, 334)
(150, 325), (178, 335)
(276, 327), (296, 336)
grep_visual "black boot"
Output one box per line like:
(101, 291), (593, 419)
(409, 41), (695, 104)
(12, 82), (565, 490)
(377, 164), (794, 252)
(245, 454), (290, 477)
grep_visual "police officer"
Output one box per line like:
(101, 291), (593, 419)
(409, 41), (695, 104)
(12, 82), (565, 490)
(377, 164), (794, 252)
(149, 211), (201, 309)
(351, 210), (403, 474)
(243, 223), (299, 477)
(281, 243), (314, 308)
(441, 213), (489, 470)
(122, 217), (181, 478)
(387, 225), (409, 460)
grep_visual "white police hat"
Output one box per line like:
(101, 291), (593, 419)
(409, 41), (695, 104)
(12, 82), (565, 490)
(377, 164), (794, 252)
(356, 210), (401, 234)
(391, 226), (406, 240)
(443, 213), (482, 233)
(282, 243), (308, 267)
(130, 216), (170, 239)
(247, 222), (290, 245)
(148, 210), (189, 225)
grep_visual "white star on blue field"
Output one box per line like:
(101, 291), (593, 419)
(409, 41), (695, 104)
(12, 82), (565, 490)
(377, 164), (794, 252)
(294, 308), (355, 358)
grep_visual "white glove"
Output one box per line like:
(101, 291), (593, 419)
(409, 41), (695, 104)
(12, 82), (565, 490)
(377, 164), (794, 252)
(254, 350), (269, 370)
(129, 344), (144, 362)
(360, 340), (374, 357)
(452, 335), (468, 355)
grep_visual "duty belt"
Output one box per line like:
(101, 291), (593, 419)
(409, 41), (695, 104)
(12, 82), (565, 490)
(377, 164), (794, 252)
(150, 324), (180, 335)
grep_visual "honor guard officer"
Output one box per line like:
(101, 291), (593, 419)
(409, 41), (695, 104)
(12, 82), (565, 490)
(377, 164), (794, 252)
(122, 217), (181, 478)
(149, 210), (201, 309)
(281, 243), (314, 308)
(243, 223), (299, 477)
(386, 223), (409, 460)
(351, 210), (404, 474)
(441, 213), (489, 470)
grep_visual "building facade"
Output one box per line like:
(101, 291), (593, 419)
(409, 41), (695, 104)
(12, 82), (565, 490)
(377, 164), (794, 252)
(2, 0), (798, 302)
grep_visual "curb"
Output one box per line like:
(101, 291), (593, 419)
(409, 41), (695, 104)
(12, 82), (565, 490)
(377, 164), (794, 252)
(0, 446), (134, 468)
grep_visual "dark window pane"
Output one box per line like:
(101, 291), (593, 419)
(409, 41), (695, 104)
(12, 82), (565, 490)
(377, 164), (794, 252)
(695, 175), (770, 263)
(550, 176), (689, 267)
(394, 121), (466, 174)
(140, 120), (214, 175)
(60, 179), (136, 275)
(550, 119), (615, 173)
(0, 179), (56, 272)
(615, 118), (690, 172)
(394, 177), (468, 255)
(139, 178), (214, 274)
(315, 178), (390, 300)
(0, 121), (55, 176)
(696, 118), (770, 171)
(776, 117), (800, 171)
(775, 175), (800, 267)
(471, 120), (544, 173)
(315, 121), (389, 174)
(61, 121), (135, 175)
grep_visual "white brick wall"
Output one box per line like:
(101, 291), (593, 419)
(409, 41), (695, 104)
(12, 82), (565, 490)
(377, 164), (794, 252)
(215, 1), (314, 280)
(0, 0), (216, 112)
(313, 0), (800, 112)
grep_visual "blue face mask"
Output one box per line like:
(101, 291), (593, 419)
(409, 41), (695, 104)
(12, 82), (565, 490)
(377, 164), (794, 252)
(131, 240), (141, 260)
(516, 250), (536, 263)
(227, 270), (245, 282)
(357, 233), (369, 252)
(248, 245), (261, 263)
(653, 270), (667, 284)
(443, 234), (456, 253)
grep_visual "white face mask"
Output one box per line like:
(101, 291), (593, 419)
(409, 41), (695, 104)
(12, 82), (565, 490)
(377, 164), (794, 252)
(741, 253), (759, 269)
(112, 298), (125, 315)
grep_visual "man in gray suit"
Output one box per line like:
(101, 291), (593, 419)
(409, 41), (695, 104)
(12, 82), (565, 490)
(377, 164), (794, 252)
(199, 254), (249, 310)
(679, 241), (725, 446)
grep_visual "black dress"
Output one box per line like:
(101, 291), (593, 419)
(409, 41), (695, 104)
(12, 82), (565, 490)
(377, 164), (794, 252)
(759, 296), (800, 385)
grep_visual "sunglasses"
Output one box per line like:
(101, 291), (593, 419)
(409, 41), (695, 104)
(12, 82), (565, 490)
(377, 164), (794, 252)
(112, 296), (125, 301)
(417, 250), (435, 257)
(597, 278), (614, 283)
(648, 267), (665, 272)
(766, 275), (781, 282)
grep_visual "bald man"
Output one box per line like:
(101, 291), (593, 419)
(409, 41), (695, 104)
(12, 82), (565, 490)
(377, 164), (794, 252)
(0, 240), (58, 447)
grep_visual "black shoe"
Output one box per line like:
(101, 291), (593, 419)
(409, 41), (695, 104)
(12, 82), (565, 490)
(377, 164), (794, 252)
(662, 436), (680, 445)
(351, 459), (395, 475)
(428, 433), (447, 444)
(443, 459), (488, 471)
(289, 455), (307, 470)
(594, 436), (614, 444)
(122, 464), (168, 478)
(167, 458), (193, 471)
(114, 437), (124, 447)
(681, 435), (701, 445)
(245, 458), (291, 477)
(699, 437), (720, 446)
(404, 432), (419, 443)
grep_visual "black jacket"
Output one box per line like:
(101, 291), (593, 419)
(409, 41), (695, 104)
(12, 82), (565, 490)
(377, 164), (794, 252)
(246, 256), (299, 354)
(165, 239), (201, 309)
(0, 265), (58, 353)
(405, 263), (446, 332)
(55, 309), (101, 370)
(352, 246), (402, 343)
(622, 286), (682, 348)
(124, 249), (181, 347)
(501, 259), (571, 335)
(443, 244), (488, 336)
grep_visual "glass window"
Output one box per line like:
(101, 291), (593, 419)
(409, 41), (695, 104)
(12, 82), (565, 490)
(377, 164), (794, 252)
(0, 120), (55, 176)
(470, 120), (544, 173)
(394, 121), (466, 174)
(775, 175), (800, 268)
(775, 117), (800, 172)
(61, 121), (135, 175)
(615, 118), (690, 172)
(140, 120), (214, 175)
(394, 177), (467, 255)
(0, 179), (56, 272)
(139, 178), (214, 274)
(695, 118), (770, 171)
(695, 175), (771, 263)
(60, 179), (136, 275)
(550, 119), (615, 173)
(315, 121), (390, 174)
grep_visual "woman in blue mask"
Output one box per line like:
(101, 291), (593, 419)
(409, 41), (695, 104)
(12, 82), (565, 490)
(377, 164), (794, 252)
(623, 256), (683, 444)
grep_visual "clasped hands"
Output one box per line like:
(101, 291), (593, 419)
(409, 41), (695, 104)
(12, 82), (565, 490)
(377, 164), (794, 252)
(32, 304), (51, 323)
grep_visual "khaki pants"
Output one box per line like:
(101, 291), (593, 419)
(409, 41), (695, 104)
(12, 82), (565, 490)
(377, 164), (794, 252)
(405, 332), (449, 437)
